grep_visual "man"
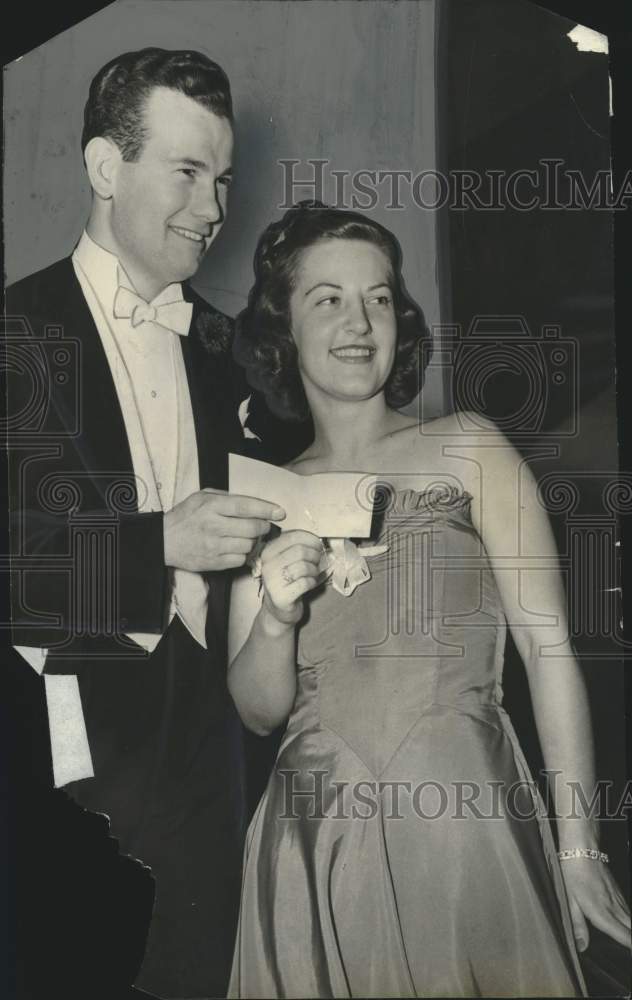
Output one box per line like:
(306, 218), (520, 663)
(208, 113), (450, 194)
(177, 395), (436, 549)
(5, 48), (304, 999)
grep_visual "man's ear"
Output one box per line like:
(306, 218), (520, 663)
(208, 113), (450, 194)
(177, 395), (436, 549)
(84, 136), (121, 200)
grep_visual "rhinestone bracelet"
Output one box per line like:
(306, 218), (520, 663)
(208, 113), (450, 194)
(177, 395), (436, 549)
(557, 848), (609, 864)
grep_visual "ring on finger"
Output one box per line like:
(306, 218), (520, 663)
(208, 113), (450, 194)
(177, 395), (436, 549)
(282, 565), (294, 585)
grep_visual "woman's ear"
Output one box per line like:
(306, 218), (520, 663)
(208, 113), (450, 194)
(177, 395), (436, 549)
(83, 136), (120, 200)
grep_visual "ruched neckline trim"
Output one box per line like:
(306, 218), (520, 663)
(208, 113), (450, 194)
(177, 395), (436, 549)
(375, 484), (474, 519)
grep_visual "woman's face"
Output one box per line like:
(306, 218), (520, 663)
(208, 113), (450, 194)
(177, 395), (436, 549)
(288, 238), (397, 407)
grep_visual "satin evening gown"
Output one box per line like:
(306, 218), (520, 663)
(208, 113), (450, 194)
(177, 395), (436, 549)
(228, 487), (586, 998)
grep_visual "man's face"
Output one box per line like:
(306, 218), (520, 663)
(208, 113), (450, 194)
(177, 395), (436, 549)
(109, 86), (233, 299)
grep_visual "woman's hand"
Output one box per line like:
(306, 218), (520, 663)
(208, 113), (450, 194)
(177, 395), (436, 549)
(260, 530), (326, 626)
(560, 859), (631, 951)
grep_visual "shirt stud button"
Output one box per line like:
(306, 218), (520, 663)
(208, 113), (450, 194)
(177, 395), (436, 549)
(151, 390), (157, 398)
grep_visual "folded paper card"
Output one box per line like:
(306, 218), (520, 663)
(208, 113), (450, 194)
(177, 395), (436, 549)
(228, 454), (376, 538)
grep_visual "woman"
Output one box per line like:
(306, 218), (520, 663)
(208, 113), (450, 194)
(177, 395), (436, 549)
(227, 202), (629, 998)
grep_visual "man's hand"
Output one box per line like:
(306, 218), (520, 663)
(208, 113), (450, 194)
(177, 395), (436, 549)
(163, 489), (285, 572)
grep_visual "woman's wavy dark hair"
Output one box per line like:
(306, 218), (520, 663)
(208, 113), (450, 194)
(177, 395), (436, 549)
(234, 201), (432, 421)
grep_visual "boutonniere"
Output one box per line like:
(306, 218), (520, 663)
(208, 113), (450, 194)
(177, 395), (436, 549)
(238, 394), (262, 441)
(194, 310), (233, 356)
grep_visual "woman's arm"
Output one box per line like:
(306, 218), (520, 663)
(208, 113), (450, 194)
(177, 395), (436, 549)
(468, 423), (596, 842)
(467, 417), (630, 948)
(227, 570), (298, 736)
(227, 530), (323, 736)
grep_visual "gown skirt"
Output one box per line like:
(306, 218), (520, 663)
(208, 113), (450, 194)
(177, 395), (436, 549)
(228, 488), (587, 998)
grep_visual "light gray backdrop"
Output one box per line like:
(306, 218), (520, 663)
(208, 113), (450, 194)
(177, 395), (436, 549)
(3, 0), (444, 415)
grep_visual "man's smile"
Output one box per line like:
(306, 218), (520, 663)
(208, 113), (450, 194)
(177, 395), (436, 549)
(169, 224), (207, 244)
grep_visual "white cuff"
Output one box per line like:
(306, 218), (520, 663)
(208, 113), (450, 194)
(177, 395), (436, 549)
(44, 675), (95, 787)
(14, 646), (94, 786)
(14, 644), (48, 675)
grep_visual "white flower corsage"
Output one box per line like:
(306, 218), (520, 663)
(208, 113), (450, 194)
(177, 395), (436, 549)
(323, 538), (389, 597)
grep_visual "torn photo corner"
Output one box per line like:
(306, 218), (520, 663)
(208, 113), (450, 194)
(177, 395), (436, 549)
(228, 454), (376, 538)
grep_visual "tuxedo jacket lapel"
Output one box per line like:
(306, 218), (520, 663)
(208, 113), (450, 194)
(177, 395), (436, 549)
(180, 288), (248, 657)
(182, 286), (244, 493)
(9, 257), (246, 504)
(65, 261), (137, 486)
(40, 262), (240, 505)
(9, 258), (138, 507)
(180, 331), (225, 492)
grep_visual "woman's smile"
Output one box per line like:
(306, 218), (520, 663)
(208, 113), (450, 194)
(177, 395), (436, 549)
(329, 344), (377, 363)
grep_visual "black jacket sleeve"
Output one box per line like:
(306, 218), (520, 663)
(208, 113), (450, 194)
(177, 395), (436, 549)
(5, 264), (169, 657)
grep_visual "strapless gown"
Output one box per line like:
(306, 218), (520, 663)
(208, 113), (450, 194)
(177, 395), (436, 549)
(228, 488), (586, 998)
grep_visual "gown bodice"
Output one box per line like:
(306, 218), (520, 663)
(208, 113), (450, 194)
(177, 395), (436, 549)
(291, 487), (508, 779)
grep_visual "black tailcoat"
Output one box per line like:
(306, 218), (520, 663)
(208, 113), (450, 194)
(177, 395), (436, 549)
(5, 257), (309, 996)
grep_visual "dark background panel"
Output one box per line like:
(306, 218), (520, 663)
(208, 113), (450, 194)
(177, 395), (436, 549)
(441, 0), (629, 897)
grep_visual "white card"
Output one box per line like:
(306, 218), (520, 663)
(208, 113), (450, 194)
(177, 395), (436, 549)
(228, 454), (376, 538)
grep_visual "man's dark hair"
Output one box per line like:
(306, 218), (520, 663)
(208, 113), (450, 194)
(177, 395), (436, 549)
(82, 47), (233, 161)
(234, 201), (431, 422)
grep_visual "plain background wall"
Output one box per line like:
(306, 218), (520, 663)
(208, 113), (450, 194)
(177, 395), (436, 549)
(3, 0), (444, 415)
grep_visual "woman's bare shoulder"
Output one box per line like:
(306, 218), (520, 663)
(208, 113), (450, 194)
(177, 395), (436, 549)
(416, 410), (503, 439)
(397, 411), (522, 497)
(393, 411), (504, 457)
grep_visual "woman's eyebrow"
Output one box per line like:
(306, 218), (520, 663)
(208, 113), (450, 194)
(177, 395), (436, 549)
(304, 282), (342, 297)
(304, 281), (392, 297)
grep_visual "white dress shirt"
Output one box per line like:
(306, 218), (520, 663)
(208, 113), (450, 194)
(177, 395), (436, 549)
(16, 231), (210, 785)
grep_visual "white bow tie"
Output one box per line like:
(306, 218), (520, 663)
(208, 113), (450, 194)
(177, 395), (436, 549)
(113, 284), (193, 336)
